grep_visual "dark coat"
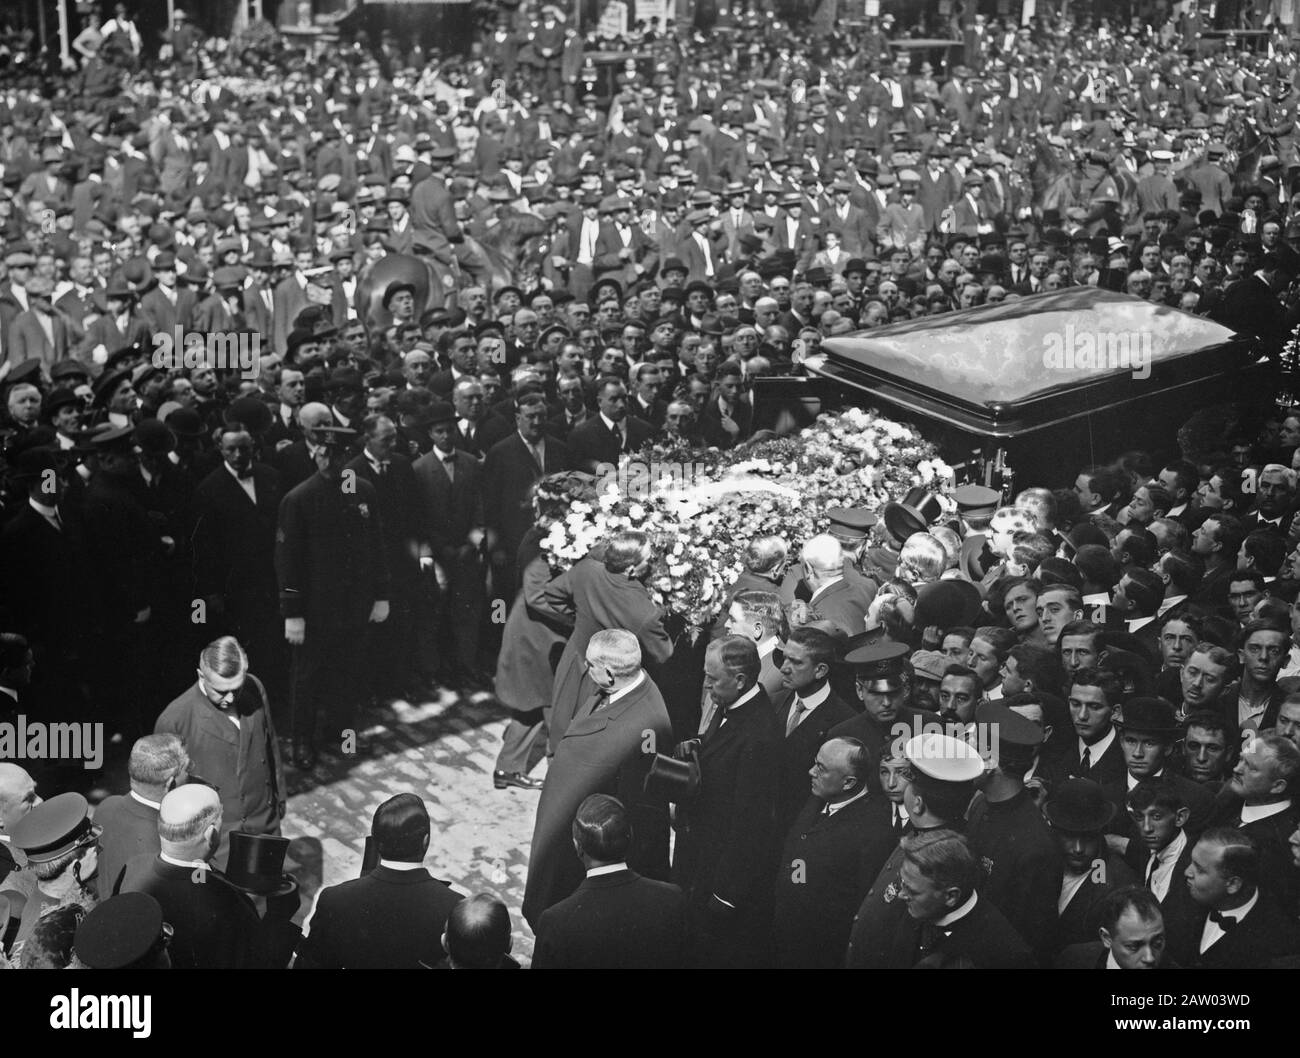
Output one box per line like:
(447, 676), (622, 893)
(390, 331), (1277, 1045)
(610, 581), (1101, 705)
(83, 470), (162, 622)
(116, 854), (263, 969)
(674, 687), (782, 914)
(775, 688), (858, 836)
(153, 677), (284, 864)
(1205, 791), (1300, 913)
(771, 791), (897, 968)
(532, 869), (686, 970)
(275, 471), (390, 629)
(190, 462), (282, 619)
(93, 793), (160, 900)
(343, 451), (422, 591)
(492, 532), (570, 713)
(523, 674), (675, 929)
(410, 446), (484, 557)
(1183, 894), (1300, 969)
(482, 432), (572, 564)
(565, 413), (656, 474)
(912, 893), (1037, 968)
(965, 789), (1066, 959)
(297, 865), (464, 969)
(537, 555), (673, 751)
(1051, 850), (1137, 954)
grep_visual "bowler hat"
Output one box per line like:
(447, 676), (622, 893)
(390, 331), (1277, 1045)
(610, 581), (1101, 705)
(914, 579), (983, 631)
(1115, 696), (1181, 737)
(1044, 777), (1115, 832)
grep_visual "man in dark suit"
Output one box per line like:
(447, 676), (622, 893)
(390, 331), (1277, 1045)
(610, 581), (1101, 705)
(772, 627), (858, 835)
(565, 378), (654, 474)
(897, 829), (1036, 968)
(793, 534), (875, 640)
(297, 794), (463, 969)
(1205, 732), (1300, 912)
(523, 631), (675, 929)
(1044, 667), (1127, 804)
(1177, 828), (1300, 968)
(771, 736), (896, 968)
(533, 793), (685, 969)
(154, 637), (284, 871)
(116, 785), (264, 969)
(345, 414), (423, 702)
(191, 426), (285, 701)
(483, 393), (573, 602)
(1055, 886), (1176, 969)
(275, 427), (390, 767)
(411, 401), (489, 690)
(1211, 252), (1293, 356)
(94, 733), (188, 898)
(0, 447), (95, 714)
(698, 362), (754, 450)
(673, 636), (781, 967)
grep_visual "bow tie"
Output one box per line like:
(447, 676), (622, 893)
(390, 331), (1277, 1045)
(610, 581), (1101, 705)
(1209, 910), (1239, 930)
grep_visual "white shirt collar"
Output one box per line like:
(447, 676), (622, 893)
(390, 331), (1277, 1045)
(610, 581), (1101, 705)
(160, 851), (209, 870)
(824, 783), (871, 816)
(378, 859), (427, 871)
(1127, 766), (1164, 790)
(586, 862), (629, 877)
(725, 683), (761, 713)
(1127, 615), (1156, 633)
(1157, 594), (1187, 616)
(129, 790), (162, 810)
(1240, 798), (1292, 824)
(599, 411), (621, 433)
(1079, 724), (1116, 763)
(607, 670), (646, 705)
(935, 890), (978, 928)
(795, 681), (832, 711)
(29, 497), (58, 518)
(757, 635), (778, 659)
(1105, 950), (1121, 969)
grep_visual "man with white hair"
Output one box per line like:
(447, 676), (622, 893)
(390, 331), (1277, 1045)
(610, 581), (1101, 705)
(0, 763), (39, 887)
(795, 534), (875, 638)
(523, 629), (674, 929)
(116, 784), (263, 968)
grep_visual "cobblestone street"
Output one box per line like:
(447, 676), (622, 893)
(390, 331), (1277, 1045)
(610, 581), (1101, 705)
(281, 690), (546, 966)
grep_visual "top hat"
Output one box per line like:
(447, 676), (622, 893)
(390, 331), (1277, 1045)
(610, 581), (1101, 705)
(914, 579), (983, 631)
(1043, 777), (1116, 832)
(224, 832), (297, 897)
(644, 752), (700, 804)
(882, 487), (942, 546)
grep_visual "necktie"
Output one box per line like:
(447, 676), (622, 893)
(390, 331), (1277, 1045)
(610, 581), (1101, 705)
(1080, 747), (1092, 774)
(376, 461), (389, 475)
(441, 454), (455, 483)
(1209, 910), (1238, 931)
(1145, 853), (1159, 888)
(786, 699), (807, 737)
(580, 689), (609, 719)
(892, 805), (903, 837)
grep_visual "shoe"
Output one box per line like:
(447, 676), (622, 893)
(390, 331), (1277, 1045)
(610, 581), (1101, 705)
(293, 739), (317, 770)
(493, 770), (544, 791)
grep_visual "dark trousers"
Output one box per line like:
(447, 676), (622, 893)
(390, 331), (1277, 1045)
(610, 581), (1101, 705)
(439, 551), (487, 677)
(495, 707), (548, 775)
(290, 624), (365, 748)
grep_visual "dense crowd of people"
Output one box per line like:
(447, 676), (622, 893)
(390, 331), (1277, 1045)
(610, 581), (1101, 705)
(2, 2), (1300, 970)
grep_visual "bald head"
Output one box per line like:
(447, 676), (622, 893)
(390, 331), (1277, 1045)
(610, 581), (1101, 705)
(801, 534), (844, 577)
(298, 402), (333, 434)
(0, 763), (37, 834)
(157, 785), (222, 861)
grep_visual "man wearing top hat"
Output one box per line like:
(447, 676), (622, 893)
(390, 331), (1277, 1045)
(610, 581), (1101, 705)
(275, 425), (390, 769)
(844, 732), (984, 968)
(115, 784), (265, 969)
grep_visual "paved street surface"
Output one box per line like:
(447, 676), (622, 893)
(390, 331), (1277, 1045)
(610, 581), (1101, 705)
(281, 691), (547, 966)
